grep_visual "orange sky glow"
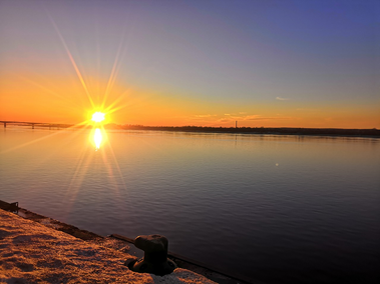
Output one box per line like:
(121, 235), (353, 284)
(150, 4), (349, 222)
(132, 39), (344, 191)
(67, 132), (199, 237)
(1, 71), (378, 129)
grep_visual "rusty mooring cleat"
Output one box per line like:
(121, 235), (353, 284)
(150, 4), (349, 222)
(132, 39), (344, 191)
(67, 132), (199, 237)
(128, 234), (177, 276)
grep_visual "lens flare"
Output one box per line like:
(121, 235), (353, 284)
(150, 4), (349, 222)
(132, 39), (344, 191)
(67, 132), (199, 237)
(92, 112), (105, 123)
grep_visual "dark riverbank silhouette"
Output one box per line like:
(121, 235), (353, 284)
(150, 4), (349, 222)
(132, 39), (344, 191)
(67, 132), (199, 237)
(2, 121), (379, 137)
(114, 125), (380, 138)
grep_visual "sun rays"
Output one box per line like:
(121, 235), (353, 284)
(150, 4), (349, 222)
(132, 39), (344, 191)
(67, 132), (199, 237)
(43, 3), (132, 126)
(0, 6), (134, 212)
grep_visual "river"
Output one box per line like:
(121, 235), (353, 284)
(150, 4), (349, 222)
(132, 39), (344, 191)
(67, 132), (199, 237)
(1, 127), (379, 283)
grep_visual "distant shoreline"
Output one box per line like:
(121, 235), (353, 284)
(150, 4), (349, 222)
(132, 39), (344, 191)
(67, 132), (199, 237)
(109, 125), (380, 138)
(2, 121), (379, 138)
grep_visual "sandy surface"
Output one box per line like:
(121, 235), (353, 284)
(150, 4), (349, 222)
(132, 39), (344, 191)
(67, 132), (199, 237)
(0, 210), (216, 284)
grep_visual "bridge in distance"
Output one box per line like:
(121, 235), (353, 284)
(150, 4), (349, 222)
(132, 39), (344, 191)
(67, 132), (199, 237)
(0, 121), (74, 129)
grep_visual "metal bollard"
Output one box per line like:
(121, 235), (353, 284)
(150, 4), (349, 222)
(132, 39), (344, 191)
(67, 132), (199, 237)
(128, 234), (177, 276)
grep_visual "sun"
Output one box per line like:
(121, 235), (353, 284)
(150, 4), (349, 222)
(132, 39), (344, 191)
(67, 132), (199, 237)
(92, 112), (105, 123)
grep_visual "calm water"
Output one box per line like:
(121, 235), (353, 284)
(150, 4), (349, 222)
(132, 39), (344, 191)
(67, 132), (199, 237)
(1, 127), (379, 283)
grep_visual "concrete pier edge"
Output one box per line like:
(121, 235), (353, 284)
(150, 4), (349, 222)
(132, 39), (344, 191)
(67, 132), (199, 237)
(0, 200), (258, 284)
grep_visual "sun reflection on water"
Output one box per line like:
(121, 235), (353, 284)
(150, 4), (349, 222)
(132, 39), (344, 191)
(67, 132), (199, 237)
(93, 128), (103, 150)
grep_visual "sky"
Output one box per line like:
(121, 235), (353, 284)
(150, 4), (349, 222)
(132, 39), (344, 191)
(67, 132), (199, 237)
(0, 0), (379, 128)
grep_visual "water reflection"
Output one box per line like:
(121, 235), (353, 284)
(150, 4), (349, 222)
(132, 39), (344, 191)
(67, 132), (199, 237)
(93, 128), (103, 150)
(1, 129), (380, 283)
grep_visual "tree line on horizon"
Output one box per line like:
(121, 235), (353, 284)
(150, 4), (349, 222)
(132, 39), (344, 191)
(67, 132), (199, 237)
(103, 124), (380, 137)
